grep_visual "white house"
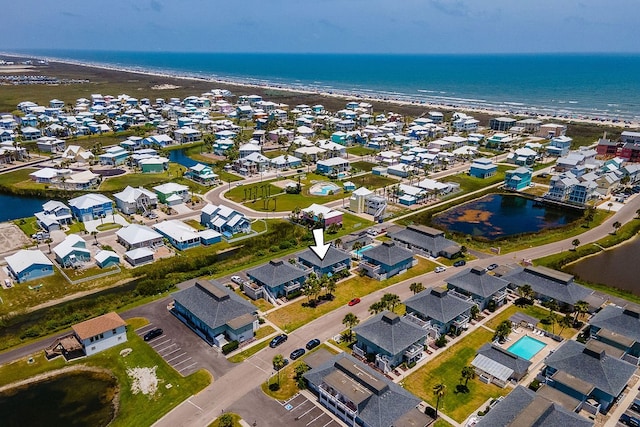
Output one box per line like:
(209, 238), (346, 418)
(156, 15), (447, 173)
(113, 186), (158, 215)
(116, 224), (163, 250)
(72, 312), (127, 356)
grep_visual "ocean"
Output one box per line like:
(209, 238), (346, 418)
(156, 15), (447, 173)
(12, 50), (640, 122)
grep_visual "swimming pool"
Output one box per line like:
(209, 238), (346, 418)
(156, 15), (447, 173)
(309, 182), (341, 196)
(507, 335), (546, 360)
(353, 244), (374, 256)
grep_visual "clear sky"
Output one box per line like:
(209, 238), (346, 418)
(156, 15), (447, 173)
(4, 0), (638, 54)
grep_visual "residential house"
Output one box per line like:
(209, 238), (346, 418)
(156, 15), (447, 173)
(186, 163), (219, 185)
(503, 265), (593, 311)
(5, 249), (54, 283)
(53, 234), (91, 267)
(471, 343), (532, 387)
(490, 117), (517, 131)
(469, 158), (497, 178)
(620, 142), (640, 163)
(62, 145), (94, 164)
(200, 203), (251, 238)
(452, 113), (479, 131)
(153, 220), (201, 250)
(270, 154), (302, 170)
(72, 312), (127, 357)
(21, 126), (42, 141)
(516, 118), (543, 134)
(349, 187), (387, 217)
(95, 250), (120, 268)
(113, 186), (158, 215)
(621, 131), (640, 144)
(36, 136), (65, 153)
(507, 147), (538, 166)
(99, 146), (129, 166)
(294, 146), (326, 162)
(174, 127), (201, 144)
(316, 157), (350, 176)
(124, 247), (155, 266)
(139, 156), (169, 173)
(404, 287), (474, 339)
(545, 172), (598, 206)
(116, 224), (163, 250)
(486, 133), (515, 149)
(238, 143), (261, 158)
(542, 340), (637, 414)
(588, 305), (640, 365)
(596, 138), (619, 158)
(60, 170), (101, 191)
(388, 225), (461, 259)
(153, 182), (190, 205)
(353, 311), (427, 373)
(297, 246), (351, 278)
(547, 136), (573, 156)
(172, 280), (258, 346)
(447, 267), (510, 310)
(34, 200), (73, 232)
(476, 386), (593, 427)
(537, 123), (567, 138)
(301, 204), (343, 228)
(303, 353), (432, 427)
(246, 260), (308, 299)
(68, 193), (114, 222)
(359, 242), (416, 280)
(504, 167), (533, 191)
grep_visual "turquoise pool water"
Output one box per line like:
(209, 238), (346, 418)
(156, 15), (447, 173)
(354, 244), (374, 256)
(310, 182), (341, 195)
(507, 335), (546, 360)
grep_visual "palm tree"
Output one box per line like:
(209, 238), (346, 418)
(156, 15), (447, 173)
(558, 314), (573, 334)
(612, 221), (622, 234)
(382, 293), (401, 312)
(342, 313), (359, 341)
(433, 382), (447, 418)
(369, 301), (385, 315)
(272, 354), (286, 386)
(409, 282), (425, 295)
(636, 208), (640, 219)
(573, 300), (589, 324)
(325, 276), (337, 298)
(334, 238), (342, 249)
(571, 238), (580, 251)
(547, 311), (559, 334)
(470, 305), (480, 321)
(91, 230), (98, 245)
(44, 238), (53, 254)
(518, 284), (534, 301)
(460, 366), (476, 389)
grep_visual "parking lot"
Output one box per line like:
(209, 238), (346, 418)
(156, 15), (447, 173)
(136, 323), (200, 376)
(280, 394), (342, 427)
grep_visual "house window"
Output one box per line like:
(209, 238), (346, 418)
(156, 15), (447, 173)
(112, 329), (117, 334)
(91, 346), (96, 351)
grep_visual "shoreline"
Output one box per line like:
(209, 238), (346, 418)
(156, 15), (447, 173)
(2, 51), (639, 129)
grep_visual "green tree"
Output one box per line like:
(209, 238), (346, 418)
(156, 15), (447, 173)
(342, 312), (359, 341)
(558, 313), (573, 334)
(584, 207), (596, 227)
(218, 413), (233, 427)
(470, 305), (480, 321)
(547, 311), (559, 334)
(369, 301), (385, 315)
(409, 282), (425, 295)
(272, 354), (286, 386)
(571, 238), (580, 251)
(573, 300), (589, 324)
(294, 362), (310, 389)
(44, 238), (53, 254)
(325, 276), (337, 298)
(433, 382), (447, 418)
(91, 230), (98, 245)
(493, 320), (512, 342)
(460, 365), (476, 389)
(612, 221), (622, 234)
(381, 293), (401, 313)
(519, 284), (534, 301)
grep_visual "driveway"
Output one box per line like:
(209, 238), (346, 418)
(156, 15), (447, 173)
(84, 213), (130, 233)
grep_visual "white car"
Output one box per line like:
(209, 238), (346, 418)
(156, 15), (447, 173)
(434, 266), (447, 273)
(231, 275), (244, 285)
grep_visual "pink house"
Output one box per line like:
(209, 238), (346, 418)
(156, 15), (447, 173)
(301, 203), (342, 228)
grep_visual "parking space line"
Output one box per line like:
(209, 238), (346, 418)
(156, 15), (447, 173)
(172, 357), (193, 367)
(306, 414), (323, 426)
(178, 362), (197, 372)
(187, 399), (202, 411)
(166, 352), (187, 363)
(135, 323), (153, 332)
(156, 342), (177, 352)
(294, 407), (314, 421)
(290, 401), (311, 412)
(321, 420), (334, 427)
(151, 338), (171, 348)
(160, 347), (181, 356)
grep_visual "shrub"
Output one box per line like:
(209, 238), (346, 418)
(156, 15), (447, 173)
(222, 340), (239, 354)
(286, 290), (303, 300)
(269, 245), (279, 252)
(529, 379), (541, 391)
(435, 335), (447, 348)
(258, 317), (266, 324)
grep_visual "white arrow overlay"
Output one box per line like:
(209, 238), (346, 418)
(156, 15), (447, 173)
(309, 228), (330, 260)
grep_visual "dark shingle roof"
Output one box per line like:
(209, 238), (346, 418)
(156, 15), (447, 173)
(544, 340), (636, 398)
(389, 225), (461, 255)
(172, 280), (256, 331)
(476, 386), (593, 427)
(503, 265), (592, 306)
(589, 305), (640, 343)
(362, 242), (414, 266)
(447, 267), (509, 298)
(353, 311), (427, 355)
(298, 246), (351, 269)
(303, 353), (422, 427)
(404, 288), (474, 324)
(476, 343), (532, 377)
(247, 260), (307, 287)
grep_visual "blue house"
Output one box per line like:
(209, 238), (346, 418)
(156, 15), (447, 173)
(469, 158), (497, 179)
(53, 234), (91, 267)
(200, 203), (251, 238)
(5, 249), (54, 283)
(99, 146), (129, 166)
(504, 167), (533, 191)
(68, 194), (114, 222)
(297, 246), (351, 278)
(95, 250), (120, 268)
(246, 260), (308, 298)
(359, 242), (416, 280)
(172, 280), (258, 346)
(331, 131), (347, 145)
(404, 287), (474, 338)
(547, 136), (573, 156)
(446, 267), (510, 310)
(153, 220), (201, 251)
(316, 157), (350, 175)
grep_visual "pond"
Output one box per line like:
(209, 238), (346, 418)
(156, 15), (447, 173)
(432, 194), (583, 240)
(168, 148), (212, 168)
(0, 193), (52, 222)
(566, 236), (640, 296)
(0, 369), (118, 427)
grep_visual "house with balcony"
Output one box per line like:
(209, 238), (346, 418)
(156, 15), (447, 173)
(388, 225), (461, 259)
(490, 117), (517, 131)
(185, 163), (219, 186)
(71, 312), (127, 357)
(53, 234), (91, 268)
(34, 200), (73, 232)
(358, 242), (416, 280)
(352, 311), (427, 373)
(588, 305), (640, 365)
(200, 203), (251, 238)
(404, 287), (474, 338)
(486, 133), (515, 149)
(5, 249), (54, 283)
(507, 147), (538, 166)
(547, 136), (573, 156)
(542, 340), (636, 414)
(471, 343), (532, 388)
(504, 167), (533, 191)
(301, 204), (343, 228)
(153, 220), (201, 250)
(153, 182), (190, 205)
(172, 279), (258, 347)
(269, 154), (302, 170)
(316, 157), (350, 175)
(68, 193), (114, 222)
(99, 146), (129, 166)
(297, 246), (351, 278)
(303, 353), (432, 427)
(116, 224), (163, 250)
(36, 136), (65, 153)
(246, 260), (308, 299)
(469, 158), (497, 179)
(174, 127), (201, 144)
(503, 265), (593, 311)
(113, 186), (158, 215)
(447, 267), (510, 310)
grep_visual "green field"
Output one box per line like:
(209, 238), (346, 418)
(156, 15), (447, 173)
(346, 146), (377, 156)
(350, 161), (378, 172)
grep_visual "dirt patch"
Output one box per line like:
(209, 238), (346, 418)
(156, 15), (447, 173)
(0, 222), (31, 253)
(126, 366), (158, 396)
(271, 179), (297, 189)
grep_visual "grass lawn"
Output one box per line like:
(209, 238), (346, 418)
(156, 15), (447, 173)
(346, 146), (377, 156)
(61, 265), (119, 281)
(96, 223), (122, 231)
(255, 325), (276, 340)
(13, 216), (39, 237)
(484, 304), (580, 339)
(184, 219), (206, 231)
(0, 168), (39, 187)
(208, 413), (242, 427)
(403, 328), (509, 423)
(348, 173), (398, 190)
(0, 318), (211, 427)
(439, 165), (514, 192)
(434, 419), (454, 427)
(350, 161), (378, 172)
(228, 339), (271, 363)
(267, 257), (436, 332)
(263, 149), (288, 159)
(66, 221), (86, 234)
(99, 164), (183, 192)
(261, 360), (306, 400)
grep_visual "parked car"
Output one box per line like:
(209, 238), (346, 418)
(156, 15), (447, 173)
(269, 334), (288, 348)
(290, 348), (306, 360)
(306, 339), (321, 350)
(453, 260), (467, 267)
(274, 358), (289, 370)
(231, 275), (244, 285)
(434, 266), (446, 273)
(487, 263), (499, 271)
(348, 298), (361, 306)
(143, 328), (163, 341)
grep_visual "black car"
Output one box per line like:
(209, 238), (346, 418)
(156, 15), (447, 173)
(143, 328), (163, 341)
(453, 259), (467, 267)
(306, 338), (321, 350)
(269, 334), (288, 348)
(290, 348), (306, 360)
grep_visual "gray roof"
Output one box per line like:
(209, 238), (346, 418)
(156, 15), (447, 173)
(503, 266), (592, 306)
(405, 288), (474, 324)
(476, 386), (593, 427)
(589, 305), (640, 344)
(247, 260), (307, 287)
(298, 246), (351, 269)
(362, 242), (414, 266)
(353, 311), (427, 355)
(476, 343), (532, 377)
(389, 225), (461, 255)
(544, 340), (636, 398)
(172, 280), (256, 331)
(303, 353), (422, 427)
(447, 267), (509, 298)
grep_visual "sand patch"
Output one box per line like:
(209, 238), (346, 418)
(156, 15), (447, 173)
(271, 179), (298, 189)
(127, 366), (158, 396)
(151, 84), (181, 90)
(457, 209), (491, 223)
(0, 222), (31, 253)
